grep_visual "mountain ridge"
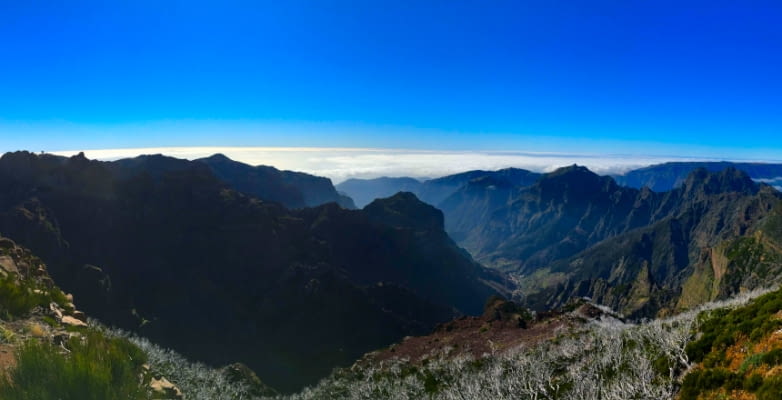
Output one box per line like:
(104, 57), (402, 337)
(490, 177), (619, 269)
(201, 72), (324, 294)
(0, 151), (505, 392)
(614, 161), (782, 192)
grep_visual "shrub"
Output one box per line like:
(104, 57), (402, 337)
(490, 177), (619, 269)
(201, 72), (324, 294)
(686, 288), (782, 364)
(756, 376), (782, 400)
(679, 369), (741, 400)
(744, 373), (763, 392)
(0, 330), (148, 400)
(0, 274), (68, 320)
(27, 323), (45, 338)
(761, 348), (782, 366)
(0, 325), (14, 343)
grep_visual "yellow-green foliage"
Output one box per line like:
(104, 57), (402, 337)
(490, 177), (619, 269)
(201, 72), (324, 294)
(0, 330), (148, 400)
(0, 274), (68, 320)
(0, 325), (14, 343)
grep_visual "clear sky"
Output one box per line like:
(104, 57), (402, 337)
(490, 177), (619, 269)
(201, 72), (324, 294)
(1, 1), (781, 160)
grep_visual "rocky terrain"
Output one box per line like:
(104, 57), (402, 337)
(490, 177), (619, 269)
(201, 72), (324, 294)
(361, 296), (616, 366)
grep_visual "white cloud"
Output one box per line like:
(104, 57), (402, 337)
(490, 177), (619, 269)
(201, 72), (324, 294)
(753, 177), (782, 183)
(51, 147), (728, 184)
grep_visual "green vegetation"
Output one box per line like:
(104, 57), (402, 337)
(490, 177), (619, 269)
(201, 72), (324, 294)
(0, 325), (14, 343)
(0, 330), (148, 400)
(0, 274), (68, 320)
(685, 288), (782, 364)
(680, 287), (782, 399)
(679, 368), (742, 400)
(760, 202), (782, 246)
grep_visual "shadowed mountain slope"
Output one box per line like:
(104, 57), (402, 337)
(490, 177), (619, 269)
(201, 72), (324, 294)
(0, 151), (505, 392)
(196, 153), (355, 209)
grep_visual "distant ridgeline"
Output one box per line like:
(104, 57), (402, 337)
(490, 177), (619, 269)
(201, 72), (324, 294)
(612, 161), (782, 192)
(0, 151), (507, 393)
(337, 161), (782, 209)
(116, 152), (356, 209)
(337, 168), (542, 208)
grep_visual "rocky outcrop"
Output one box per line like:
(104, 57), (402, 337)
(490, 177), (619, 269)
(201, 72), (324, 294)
(149, 376), (183, 399)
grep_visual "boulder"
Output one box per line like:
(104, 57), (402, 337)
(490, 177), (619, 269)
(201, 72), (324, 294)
(49, 302), (63, 320)
(0, 256), (18, 276)
(71, 310), (87, 322)
(60, 316), (87, 328)
(149, 376), (183, 399)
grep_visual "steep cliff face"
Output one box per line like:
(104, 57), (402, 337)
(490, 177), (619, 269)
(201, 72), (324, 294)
(0, 151), (504, 392)
(453, 166), (766, 273)
(520, 176), (781, 318)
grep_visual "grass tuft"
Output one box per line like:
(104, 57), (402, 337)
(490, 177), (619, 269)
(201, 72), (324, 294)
(0, 330), (148, 400)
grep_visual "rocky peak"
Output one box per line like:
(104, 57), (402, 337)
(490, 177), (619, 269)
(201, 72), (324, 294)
(69, 151), (89, 163)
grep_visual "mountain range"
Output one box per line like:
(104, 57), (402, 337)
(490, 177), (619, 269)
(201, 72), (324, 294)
(0, 151), (505, 392)
(339, 162), (782, 319)
(612, 161), (782, 191)
(3, 151), (782, 396)
(336, 168), (541, 208)
(338, 162), (782, 208)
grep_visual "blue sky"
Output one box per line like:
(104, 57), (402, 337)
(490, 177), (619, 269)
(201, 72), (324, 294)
(1, 1), (781, 160)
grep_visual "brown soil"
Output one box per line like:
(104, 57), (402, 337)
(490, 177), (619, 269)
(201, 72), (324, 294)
(0, 344), (16, 379)
(363, 300), (604, 365)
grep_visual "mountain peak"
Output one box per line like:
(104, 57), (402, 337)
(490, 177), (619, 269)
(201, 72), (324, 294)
(202, 153), (233, 162)
(548, 164), (595, 177)
(534, 164), (613, 197)
(364, 192), (444, 231)
(682, 167), (758, 196)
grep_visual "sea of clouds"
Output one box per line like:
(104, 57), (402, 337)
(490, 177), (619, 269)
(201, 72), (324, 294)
(52, 147), (723, 184)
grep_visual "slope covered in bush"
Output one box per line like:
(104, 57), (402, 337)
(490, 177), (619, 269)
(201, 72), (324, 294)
(0, 330), (147, 400)
(680, 288), (782, 400)
(276, 289), (775, 400)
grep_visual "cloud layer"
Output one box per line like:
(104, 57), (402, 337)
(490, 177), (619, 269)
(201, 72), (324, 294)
(52, 147), (727, 184)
